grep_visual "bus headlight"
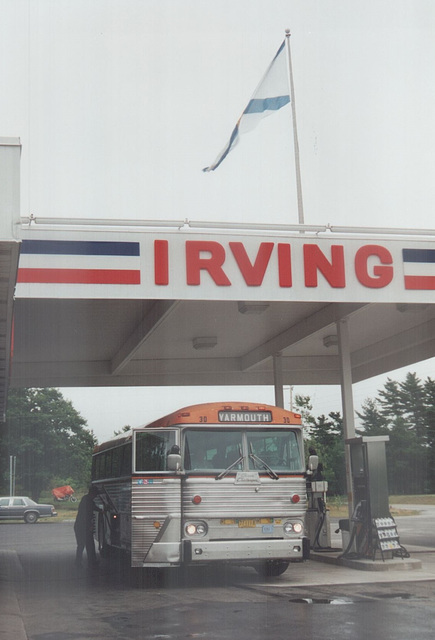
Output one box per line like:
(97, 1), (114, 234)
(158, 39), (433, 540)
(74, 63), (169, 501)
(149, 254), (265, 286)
(283, 521), (303, 536)
(293, 522), (303, 534)
(185, 521), (208, 537)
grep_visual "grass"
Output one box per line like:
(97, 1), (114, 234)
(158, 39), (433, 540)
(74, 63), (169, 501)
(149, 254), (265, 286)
(2, 494), (433, 524)
(387, 494), (435, 505)
(327, 494), (435, 518)
(53, 508), (78, 521)
(50, 501), (79, 521)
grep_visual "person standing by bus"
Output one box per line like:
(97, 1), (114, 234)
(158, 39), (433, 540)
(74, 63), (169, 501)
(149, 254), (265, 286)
(74, 486), (98, 568)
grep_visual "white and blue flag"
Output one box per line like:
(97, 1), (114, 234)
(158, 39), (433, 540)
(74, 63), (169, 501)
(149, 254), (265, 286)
(203, 41), (290, 172)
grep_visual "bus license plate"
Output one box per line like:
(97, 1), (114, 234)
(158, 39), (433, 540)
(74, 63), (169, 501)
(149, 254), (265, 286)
(238, 519), (256, 528)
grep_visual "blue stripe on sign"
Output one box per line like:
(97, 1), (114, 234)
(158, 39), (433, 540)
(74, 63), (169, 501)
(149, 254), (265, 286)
(21, 239), (140, 257)
(402, 248), (435, 263)
(244, 95), (290, 115)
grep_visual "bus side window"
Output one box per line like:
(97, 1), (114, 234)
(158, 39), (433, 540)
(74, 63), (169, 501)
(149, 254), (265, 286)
(111, 447), (122, 478)
(135, 432), (176, 472)
(94, 453), (104, 480)
(120, 443), (132, 477)
(91, 456), (97, 481)
(101, 450), (111, 479)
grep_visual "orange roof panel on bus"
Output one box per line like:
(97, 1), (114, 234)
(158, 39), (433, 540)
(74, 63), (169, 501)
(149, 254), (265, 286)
(93, 402), (302, 453)
(145, 402), (302, 429)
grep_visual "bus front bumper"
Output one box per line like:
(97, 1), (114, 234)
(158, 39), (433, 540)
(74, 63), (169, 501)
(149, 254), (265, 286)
(183, 537), (309, 563)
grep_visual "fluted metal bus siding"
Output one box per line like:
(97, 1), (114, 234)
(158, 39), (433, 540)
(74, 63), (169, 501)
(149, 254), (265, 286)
(101, 480), (130, 511)
(128, 475), (305, 564)
(183, 476), (307, 520)
(131, 479), (180, 565)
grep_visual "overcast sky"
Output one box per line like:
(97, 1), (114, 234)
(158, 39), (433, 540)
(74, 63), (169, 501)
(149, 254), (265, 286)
(2, 0), (435, 441)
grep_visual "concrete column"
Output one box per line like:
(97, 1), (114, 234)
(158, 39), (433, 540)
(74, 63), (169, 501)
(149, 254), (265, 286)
(0, 138), (21, 422)
(273, 353), (284, 408)
(0, 137), (21, 240)
(336, 318), (356, 523)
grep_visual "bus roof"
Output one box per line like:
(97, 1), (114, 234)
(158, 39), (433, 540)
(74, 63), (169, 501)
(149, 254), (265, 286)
(93, 402), (302, 453)
(145, 402), (302, 429)
(93, 430), (133, 454)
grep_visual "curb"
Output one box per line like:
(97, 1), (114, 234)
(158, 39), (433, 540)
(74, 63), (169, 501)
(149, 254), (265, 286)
(311, 549), (422, 571)
(0, 551), (27, 640)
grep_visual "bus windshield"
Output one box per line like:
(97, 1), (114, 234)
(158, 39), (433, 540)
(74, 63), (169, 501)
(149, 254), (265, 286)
(183, 428), (303, 473)
(247, 429), (302, 472)
(184, 430), (243, 471)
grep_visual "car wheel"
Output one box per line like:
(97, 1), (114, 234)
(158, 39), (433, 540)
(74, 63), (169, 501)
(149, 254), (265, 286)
(24, 511), (39, 524)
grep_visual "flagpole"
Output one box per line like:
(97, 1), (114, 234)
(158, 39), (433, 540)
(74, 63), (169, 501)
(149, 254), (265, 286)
(285, 29), (305, 225)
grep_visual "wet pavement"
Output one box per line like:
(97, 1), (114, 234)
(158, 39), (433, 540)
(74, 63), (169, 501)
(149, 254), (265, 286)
(1, 511), (435, 640)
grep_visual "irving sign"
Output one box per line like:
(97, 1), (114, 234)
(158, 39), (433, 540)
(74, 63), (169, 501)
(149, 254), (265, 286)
(16, 230), (435, 304)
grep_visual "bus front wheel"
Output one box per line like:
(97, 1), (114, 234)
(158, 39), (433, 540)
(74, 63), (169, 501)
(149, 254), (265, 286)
(255, 560), (290, 577)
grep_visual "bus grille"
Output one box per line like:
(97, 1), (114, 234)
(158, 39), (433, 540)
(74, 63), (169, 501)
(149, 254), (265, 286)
(182, 476), (306, 518)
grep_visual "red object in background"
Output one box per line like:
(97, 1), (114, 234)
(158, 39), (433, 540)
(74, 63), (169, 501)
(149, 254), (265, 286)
(51, 485), (75, 500)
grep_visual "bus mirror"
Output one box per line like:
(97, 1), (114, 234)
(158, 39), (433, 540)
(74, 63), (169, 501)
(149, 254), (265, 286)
(167, 453), (182, 472)
(307, 455), (319, 474)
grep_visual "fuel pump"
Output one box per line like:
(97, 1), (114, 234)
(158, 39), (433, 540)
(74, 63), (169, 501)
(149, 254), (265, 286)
(305, 448), (331, 550)
(343, 435), (393, 558)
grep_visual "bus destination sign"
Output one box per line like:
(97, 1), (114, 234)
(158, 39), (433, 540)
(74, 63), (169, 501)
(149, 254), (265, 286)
(218, 411), (273, 423)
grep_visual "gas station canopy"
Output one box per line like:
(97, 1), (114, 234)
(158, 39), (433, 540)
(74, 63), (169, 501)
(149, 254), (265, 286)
(11, 222), (435, 390)
(1, 138), (435, 418)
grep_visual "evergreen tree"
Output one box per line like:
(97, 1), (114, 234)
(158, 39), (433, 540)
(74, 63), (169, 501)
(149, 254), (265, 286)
(356, 398), (388, 436)
(357, 372), (433, 494)
(306, 411), (346, 495)
(294, 394), (316, 436)
(300, 370), (435, 496)
(423, 377), (435, 492)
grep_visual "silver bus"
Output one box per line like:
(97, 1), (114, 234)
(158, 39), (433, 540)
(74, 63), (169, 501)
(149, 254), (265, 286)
(92, 402), (315, 576)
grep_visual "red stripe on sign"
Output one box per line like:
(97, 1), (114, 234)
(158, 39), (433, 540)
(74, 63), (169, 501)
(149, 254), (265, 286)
(404, 275), (435, 290)
(17, 268), (141, 285)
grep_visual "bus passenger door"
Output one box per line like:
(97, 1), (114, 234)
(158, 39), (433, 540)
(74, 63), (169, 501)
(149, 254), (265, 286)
(132, 429), (181, 567)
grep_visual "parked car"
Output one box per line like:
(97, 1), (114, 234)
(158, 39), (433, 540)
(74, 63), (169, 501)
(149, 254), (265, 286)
(0, 496), (58, 524)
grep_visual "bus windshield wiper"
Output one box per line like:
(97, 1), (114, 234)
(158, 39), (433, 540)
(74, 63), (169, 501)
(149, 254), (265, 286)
(249, 444), (279, 480)
(215, 446), (244, 481)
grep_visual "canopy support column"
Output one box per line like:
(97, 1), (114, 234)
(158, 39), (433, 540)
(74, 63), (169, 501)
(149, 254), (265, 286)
(273, 353), (284, 408)
(337, 318), (356, 523)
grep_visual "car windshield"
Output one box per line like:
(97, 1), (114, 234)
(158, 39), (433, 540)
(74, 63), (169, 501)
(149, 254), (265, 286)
(183, 428), (303, 473)
(26, 498), (37, 506)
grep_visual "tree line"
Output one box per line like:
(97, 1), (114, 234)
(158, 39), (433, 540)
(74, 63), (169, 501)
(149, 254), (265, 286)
(298, 372), (435, 496)
(1, 374), (434, 500)
(0, 388), (96, 501)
